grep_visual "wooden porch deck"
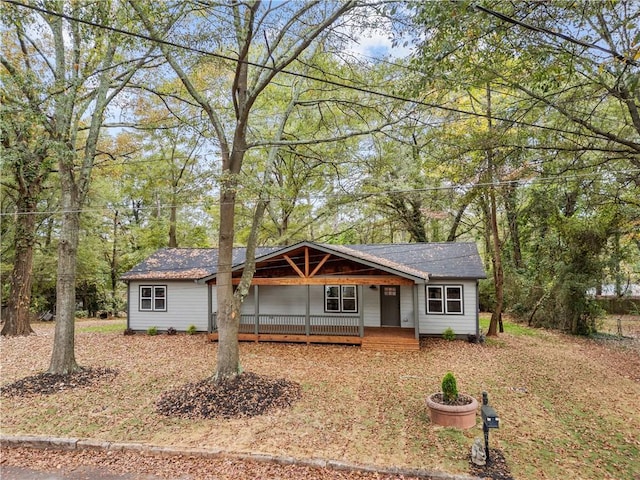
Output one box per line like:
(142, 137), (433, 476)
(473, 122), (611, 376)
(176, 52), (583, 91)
(361, 327), (420, 351)
(207, 327), (420, 352)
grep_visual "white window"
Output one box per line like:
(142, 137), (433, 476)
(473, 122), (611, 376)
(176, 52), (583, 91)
(426, 285), (463, 315)
(325, 285), (358, 313)
(140, 285), (167, 312)
(427, 286), (443, 313)
(445, 286), (463, 314)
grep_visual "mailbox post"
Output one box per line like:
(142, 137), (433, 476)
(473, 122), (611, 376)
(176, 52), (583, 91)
(480, 391), (499, 463)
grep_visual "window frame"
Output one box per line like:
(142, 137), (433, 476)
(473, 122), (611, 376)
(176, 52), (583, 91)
(324, 285), (358, 313)
(444, 285), (463, 314)
(426, 286), (444, 314)
(426, 285), (464, 315)
(139, 285), (167, 312)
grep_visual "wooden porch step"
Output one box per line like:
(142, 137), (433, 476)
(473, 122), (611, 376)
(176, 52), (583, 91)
(361, 336), (420, 352)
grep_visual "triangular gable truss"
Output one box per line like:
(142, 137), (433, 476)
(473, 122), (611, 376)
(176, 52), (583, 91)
(218, 242), (427, 286)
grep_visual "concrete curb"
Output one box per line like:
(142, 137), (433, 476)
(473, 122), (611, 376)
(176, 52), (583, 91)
(1, 434), (479, 480)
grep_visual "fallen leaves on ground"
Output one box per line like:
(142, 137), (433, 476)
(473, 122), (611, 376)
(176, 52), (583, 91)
(0, 367), (118, 397)
(156, 371), (302, 419)
(469, 448), (513, 480)
(1, 446), (423, 480)
(1, 316), (639, 480)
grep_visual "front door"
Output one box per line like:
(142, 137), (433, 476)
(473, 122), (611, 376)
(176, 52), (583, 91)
(380, 285), (401, 327)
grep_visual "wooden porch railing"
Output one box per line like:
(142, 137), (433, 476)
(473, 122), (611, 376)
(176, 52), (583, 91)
(210, 313), (360, 336)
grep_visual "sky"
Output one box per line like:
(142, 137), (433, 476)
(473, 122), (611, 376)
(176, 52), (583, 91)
(350, 30), (414, 60)
(345, 10), (415, 62)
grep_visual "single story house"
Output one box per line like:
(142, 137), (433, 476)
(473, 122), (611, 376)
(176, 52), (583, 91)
(121, 241), (487, 350)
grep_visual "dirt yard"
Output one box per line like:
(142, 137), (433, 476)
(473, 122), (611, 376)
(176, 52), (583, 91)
(1, 317), (639, 479)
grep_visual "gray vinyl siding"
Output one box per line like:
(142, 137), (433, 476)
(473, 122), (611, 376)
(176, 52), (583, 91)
(128, 280), (209, 332)
(135, 279), (478, 335)
(418, 280), (477, 335)
(241, 285), (308, 315)
(399, 285), (415, 328)
(211, 285), (217, 315)
(241, 285), (365, 316)
(236, 284), (413, 328)
(362, 286), (380, 327)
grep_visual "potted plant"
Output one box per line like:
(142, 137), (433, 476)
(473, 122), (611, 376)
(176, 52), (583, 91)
(426, 372), (478, 429)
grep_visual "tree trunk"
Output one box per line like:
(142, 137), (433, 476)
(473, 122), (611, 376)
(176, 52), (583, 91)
(485, 85), (504, 337)
(385, 195), (428, 242)
(2, 195), (37, 336)
(169, 200), (177, 247)
(447, 188), (477, 242)
(612, 230), (623, 297)
(488, 183), (505, 336)
(110, 210), (119, 313)
(215, 195), (268, 381)
(215, 173), (240, 381)
(503, 182), (524, 269)
(479, 195), (492, 273)
(48, 185), (80, 374)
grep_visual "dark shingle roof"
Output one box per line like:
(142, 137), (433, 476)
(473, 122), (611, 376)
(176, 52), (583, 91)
(121, 242), (486, 281)
(342, 243), (487, 279)
(120, 247), (279, 281)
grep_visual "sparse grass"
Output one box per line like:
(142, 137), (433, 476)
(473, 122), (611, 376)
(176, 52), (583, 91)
(1, 317), (639, 479)
(76, 319), (126, 334)
(479, 313), (542, 336)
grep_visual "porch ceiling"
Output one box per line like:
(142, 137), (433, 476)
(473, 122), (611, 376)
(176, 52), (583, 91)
(232, 275), (414, 286)
(230, 245), (415, 286)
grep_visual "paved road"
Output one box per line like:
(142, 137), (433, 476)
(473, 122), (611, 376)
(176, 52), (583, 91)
(2, 465), (171, 480)
(1, 438), (466, 480)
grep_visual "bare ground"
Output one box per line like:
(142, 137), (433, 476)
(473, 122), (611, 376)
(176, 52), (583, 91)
(1, 317), (639, 480)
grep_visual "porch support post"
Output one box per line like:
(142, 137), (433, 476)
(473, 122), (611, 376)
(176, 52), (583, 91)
(254, 285), (259, 335)
(207, 282), (212, 332)
(358, 285), (364, 337)
(476, 280), (480, 337)
(305, 285), (311, 336)
(413, 284), (419, 339)
(127, 281), (131, 331)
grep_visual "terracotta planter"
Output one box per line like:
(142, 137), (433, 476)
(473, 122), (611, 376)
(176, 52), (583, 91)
(426, 393), (478, 429)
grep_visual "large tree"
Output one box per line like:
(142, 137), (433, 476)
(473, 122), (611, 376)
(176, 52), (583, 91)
(405, 0), (640, 333)
(0, 47), (53, 335)
(130, 0), (407, 380)
(2, 0), (151, 372)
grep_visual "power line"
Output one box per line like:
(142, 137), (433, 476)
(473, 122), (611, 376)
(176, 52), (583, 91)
(473, 4), (638, 67)
(2, 168), (637, 218)
(1, 0), (627, 145)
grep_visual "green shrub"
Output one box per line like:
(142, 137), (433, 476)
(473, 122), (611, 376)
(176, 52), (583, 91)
(186, 325), (197, 335)
(74, 310), (88, 319)
(147, 326), (158, 336)
(442, 327), (456, 341)
(441, 372), (458, 404)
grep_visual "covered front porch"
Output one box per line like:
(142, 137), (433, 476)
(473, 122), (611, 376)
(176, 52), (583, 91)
(204, 244), (425, 351)
(207, 313), (419, 351)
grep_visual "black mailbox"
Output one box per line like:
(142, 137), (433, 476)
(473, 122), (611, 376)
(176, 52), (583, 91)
(481, 404), (500, 429)
(481, 391), (499, 463)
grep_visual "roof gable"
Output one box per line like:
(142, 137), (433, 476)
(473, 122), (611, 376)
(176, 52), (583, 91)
(121, 241), (486, 282)
(234, 241), (429, 284)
